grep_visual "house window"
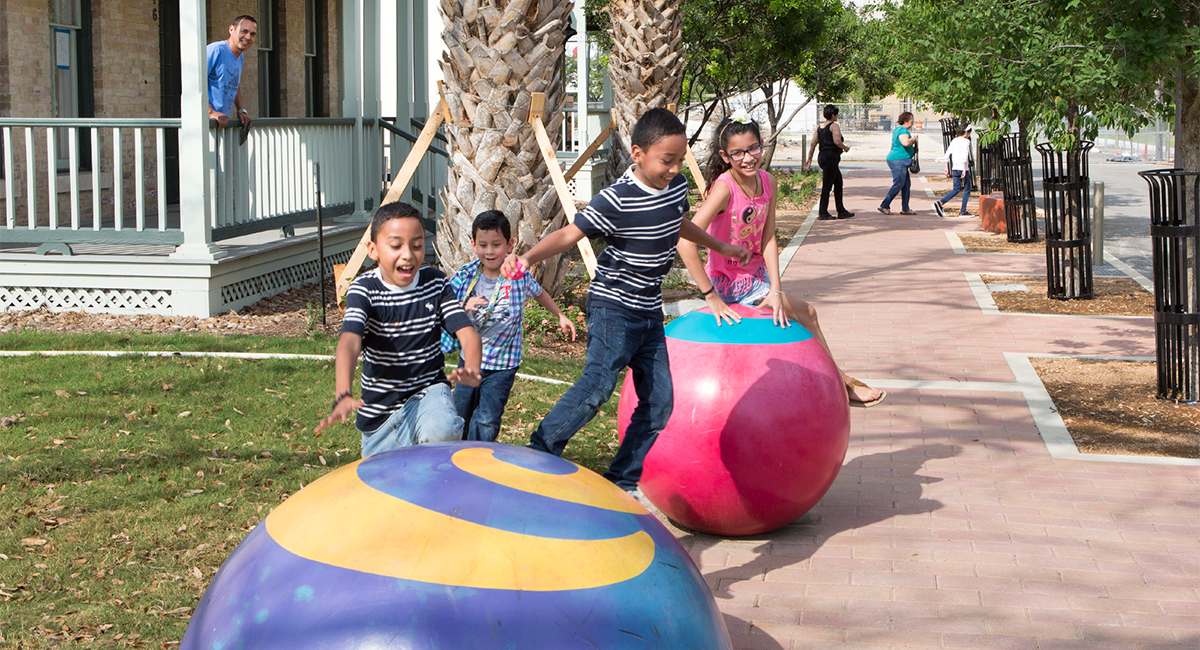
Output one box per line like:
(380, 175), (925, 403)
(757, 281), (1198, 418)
(50, 0), (80, 166)
(304, 0), (325, 117)
(257, 0), (281, 117)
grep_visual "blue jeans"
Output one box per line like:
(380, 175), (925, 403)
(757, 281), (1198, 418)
(939, 170), (971, 213)
(360, 383), (463, 457)
(529, 306), (673, 490)
(881, 158), (912, 210)
(454, 365), (519, 442)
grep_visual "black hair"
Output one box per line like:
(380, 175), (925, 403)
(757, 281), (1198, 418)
(955, 125), (969, 137)
(471, 209), (511, 240)
(231, 14), (257, 27)
(631, 107), (685, 150)
(823, 104), (839, 120)
(370, 201), (422, 241)
(703, 116), (763, 186)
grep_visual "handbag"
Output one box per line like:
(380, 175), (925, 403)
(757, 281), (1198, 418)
(909, 140), (920, 174)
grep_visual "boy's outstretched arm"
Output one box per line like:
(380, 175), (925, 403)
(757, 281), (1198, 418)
(502, 223), (587, 278)
(449, 325), (482, 387)
(533, 291), (578, 341)
(316, 331), (364, 433)
(679, 218), (754, 267)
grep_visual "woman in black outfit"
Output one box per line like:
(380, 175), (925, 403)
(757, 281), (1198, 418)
(803, 104), (854, 220)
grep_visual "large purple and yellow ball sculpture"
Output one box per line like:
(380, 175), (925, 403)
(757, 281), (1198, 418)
(181, 442), (731, 649)
(618, 304), (850, 536)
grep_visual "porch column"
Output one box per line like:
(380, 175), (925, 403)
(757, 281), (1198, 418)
(343, 0), (364, 214)
(574, 5), (590, 152)
(171, 0), (224, 261)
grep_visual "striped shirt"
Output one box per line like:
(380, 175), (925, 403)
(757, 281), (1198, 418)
(341, 267), (472, 432)
(444, 259), (543, 370)
(574, 168), (689, 315)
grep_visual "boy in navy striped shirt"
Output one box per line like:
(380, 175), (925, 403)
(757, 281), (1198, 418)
(316, 202), (482, 457)
(502, 108), (752, 501)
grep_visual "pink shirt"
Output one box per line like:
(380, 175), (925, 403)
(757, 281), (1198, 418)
(704, 171), (770, 282)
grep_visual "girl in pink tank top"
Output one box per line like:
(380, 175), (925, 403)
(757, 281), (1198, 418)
(677, 112), (887, 408)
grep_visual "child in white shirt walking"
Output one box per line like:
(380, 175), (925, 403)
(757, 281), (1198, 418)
(933, 125), (974, 218)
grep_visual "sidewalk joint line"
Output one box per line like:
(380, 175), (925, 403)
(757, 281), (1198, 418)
(778, 205), (819, 274)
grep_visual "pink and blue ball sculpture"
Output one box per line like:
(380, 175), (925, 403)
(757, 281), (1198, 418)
(180, 442), (731, 649)
(618, 304), (851, 536)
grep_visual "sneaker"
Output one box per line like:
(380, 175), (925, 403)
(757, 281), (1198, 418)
(899, 209), (917, 215)
(817, 213), (837, 220)
(956, 212), (974, 218)
(932, 202), (946, 218)
(836, 211), (855, 219)
(624, 487), (655, 511)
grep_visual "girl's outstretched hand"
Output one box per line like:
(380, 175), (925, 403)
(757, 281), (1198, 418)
(705, 293), (742, 326)
(500, 254), (526, 280)
(760, 291), (791, 328)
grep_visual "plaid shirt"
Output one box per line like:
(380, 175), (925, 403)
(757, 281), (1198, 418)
(441, 259), (542, 371)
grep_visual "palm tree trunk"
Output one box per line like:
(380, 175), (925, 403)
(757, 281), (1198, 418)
(437, 0), (574, 295)
(604, 0), (684, 183)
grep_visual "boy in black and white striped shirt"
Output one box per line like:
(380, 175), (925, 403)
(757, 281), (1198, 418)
(316, 202), (482, 457)
(502, 108), (752, 499)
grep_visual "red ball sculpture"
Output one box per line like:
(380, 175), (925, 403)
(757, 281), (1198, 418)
(618, 304), (850, 536)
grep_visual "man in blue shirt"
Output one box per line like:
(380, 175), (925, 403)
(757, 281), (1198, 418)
(206, 15), (257, 128)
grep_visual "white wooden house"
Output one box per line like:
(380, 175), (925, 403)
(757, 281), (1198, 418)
(0, 0), (608, 317)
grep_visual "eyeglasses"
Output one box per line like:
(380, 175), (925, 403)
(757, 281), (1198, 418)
(725, 143), (763, 161)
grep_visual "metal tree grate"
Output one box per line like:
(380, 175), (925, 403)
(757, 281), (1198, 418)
(1037, 141), (1094, 300)
(998, 134), (1038, 243)
(977, 137), (1003, 195)
(1139, 168), (1200, 403)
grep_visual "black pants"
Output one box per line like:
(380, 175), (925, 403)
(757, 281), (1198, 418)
(818, 152), (846, 216)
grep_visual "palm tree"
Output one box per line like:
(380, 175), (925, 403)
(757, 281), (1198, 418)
(604, 0), (684, 182)
(437, 0), (574, 294)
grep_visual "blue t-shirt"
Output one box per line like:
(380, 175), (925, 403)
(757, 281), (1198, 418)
(887, 126), (915, 160)
(574, 168), (689, 316)
(206, 41), (244, 116)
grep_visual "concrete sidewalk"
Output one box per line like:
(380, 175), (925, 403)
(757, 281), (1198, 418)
(686, 167), (1199, 649)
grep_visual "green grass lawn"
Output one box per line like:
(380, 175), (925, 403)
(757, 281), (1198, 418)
(0, 336), (618, 649)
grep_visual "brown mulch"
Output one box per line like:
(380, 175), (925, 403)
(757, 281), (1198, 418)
(959, 232), (1045, 254)
(1031, 358), (1199, 459)
(0, 279), (344, 339)
(980, 275), (1153, 317)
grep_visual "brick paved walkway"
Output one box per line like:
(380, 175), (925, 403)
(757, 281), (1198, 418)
(682, 168), (1199, 649)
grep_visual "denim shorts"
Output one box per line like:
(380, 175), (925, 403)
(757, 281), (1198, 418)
(359, 383), (463, 457)
(711, 266), (771, 306)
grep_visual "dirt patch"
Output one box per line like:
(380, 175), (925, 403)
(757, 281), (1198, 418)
(981, 275), (1153, 317)
(1031, 357), (1199, 459)
(0, 279), (343, 338)
(959, 232), (1045, 254)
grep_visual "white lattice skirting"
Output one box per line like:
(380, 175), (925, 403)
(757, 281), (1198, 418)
(220, 250), (352, 309)
(0, 287), (173, 314)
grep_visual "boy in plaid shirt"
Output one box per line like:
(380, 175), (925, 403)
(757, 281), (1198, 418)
(445, 210), (577, 441)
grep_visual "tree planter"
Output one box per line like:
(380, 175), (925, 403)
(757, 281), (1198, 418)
(999, 134), (1038, 243)
(1139, 169), (1200, 403)
(1037, 141), (1094, 300)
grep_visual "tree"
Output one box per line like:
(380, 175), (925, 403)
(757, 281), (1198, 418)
(437, 0), (575, 294)
(679, 0), (889, 167)
(603, 0), (685, 183)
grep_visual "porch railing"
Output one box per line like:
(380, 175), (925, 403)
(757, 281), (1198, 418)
(209, 117), (375, 241)
(0, 118), (183, 246)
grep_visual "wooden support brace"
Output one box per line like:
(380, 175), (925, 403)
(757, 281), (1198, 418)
(562, 120), (613, 184)
(529, 92), (598, 279)
(668, 102), (709, 199)
(337, 83), (450, 303)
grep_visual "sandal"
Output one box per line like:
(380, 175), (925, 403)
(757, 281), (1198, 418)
(846, 378), (886, 408)
(900, 209), (917, 215)
(877, 207), (892, 215)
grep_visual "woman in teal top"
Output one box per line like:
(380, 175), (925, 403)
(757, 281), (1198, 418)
(879, 111), (919, 214)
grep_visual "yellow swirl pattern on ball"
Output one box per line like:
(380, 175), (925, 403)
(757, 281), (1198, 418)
(265, 458), (655, 591)
(451, 447), (645, 514)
